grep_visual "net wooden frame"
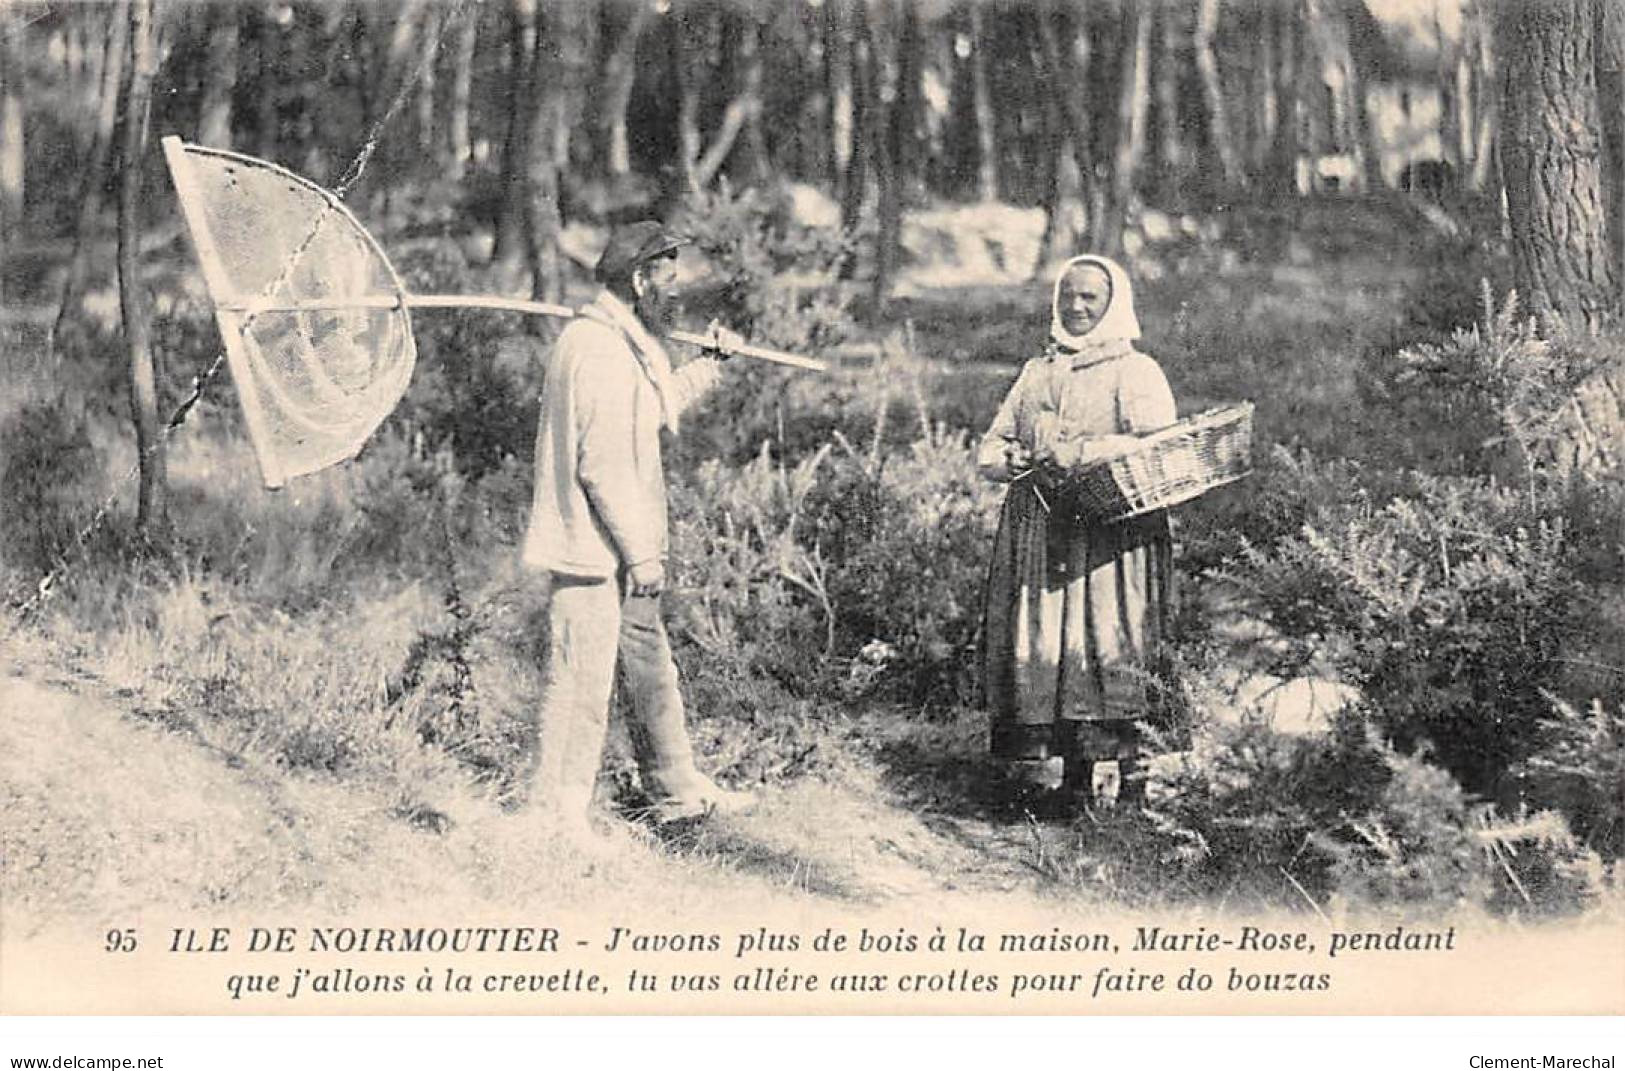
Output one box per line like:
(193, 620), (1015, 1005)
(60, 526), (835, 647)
(163, 136), (417, 488)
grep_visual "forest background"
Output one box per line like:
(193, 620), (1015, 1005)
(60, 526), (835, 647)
(0, 0), (1622, 925)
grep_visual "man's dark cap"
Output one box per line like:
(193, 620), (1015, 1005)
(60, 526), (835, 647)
(594, 221), (690, 283)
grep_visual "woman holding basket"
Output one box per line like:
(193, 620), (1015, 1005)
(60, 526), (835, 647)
(977, 254), (1177, 805)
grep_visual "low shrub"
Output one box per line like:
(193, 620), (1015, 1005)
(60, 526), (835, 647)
(1516, 698), (1625, 858)
(667, 425), (999, 708)
(1138, 712), (1602, 914)
(0, 397), (101, 579)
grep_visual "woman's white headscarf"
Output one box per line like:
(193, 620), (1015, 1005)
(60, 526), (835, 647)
(1049, 254), (1141, 356)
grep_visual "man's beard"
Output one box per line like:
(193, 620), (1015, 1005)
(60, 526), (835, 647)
(635, 283), (678, 334)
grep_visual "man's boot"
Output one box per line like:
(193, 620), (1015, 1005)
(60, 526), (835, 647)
(533, 696), (614, 845)
(621, 594), (755, 822)
(628, 705), (755, 822)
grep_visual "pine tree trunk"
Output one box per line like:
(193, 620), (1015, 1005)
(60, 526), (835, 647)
(1154, 1), (1182, 202)
(492, 0), (535, 273)
(672, 3), (704, 197)
(827, 0), (856, 205)
(415, 6), (439, 156)
(894, 0), (924, 198)
(1263, 4), (1299, 194)
(1345, 3), (1387, 192)
(1597, 0), (1625, 310)
(1469, 19), (1498, 192)
(119, 0), (166, 533)
(198, 3), (239, 147)
(65, 10), (86, 125)
(871, 0), (908, 313)
(1254, 7), (1276, 173)
(552, 0), (596, 178)
(445, 3), (477, 182)
(256, 5), (283, 159)
(0, 3), (25, 236)
(969, 1), (998, 201)
(525, 3), (563, 305)
(1033, 3), (1068, 266)
(692, 11), (763, 190)
(840, 0), (870, 242)
(1498, 0), (1617, 330)
(600, 0), (647, 178)
(1099, 0), (1151, 256)
(1194, 0), (1240, 191)
(54, 1), (128, 344)
(86, 4), (111, 135)
(1437, 15), (1462, 172)
(1037, 0), (1099, 229)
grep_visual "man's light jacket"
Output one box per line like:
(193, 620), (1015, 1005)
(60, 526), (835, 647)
(522, 291), (719, 577)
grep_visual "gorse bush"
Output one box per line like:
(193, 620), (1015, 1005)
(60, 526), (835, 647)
(1223, 465), (1596, 800)
(674, 182), (861, 465)
(1362, 286), (1597, 475)
(0, 397), (101, 579)
(1516, 698), (1625, 858)
(392, 245), (550, 480)
(668, 425), (999, 707)
(1141, 714), (1394, 904)
(1138, 711), (1604, 914)
(674, 181), (855, 354)
(1211, 292), (1621, 814)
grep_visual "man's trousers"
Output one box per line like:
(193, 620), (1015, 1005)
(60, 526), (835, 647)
(531, 574), (708, 824)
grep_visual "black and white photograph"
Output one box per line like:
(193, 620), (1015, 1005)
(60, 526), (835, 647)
(0, 0), (1622, 1044)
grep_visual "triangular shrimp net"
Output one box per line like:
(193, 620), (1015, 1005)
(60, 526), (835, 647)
(165, 140), (415, 488)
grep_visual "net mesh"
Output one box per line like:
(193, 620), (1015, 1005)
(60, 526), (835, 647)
(169, 142), (415, 487)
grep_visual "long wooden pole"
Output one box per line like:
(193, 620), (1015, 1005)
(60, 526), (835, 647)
(214, 293), (830, 371)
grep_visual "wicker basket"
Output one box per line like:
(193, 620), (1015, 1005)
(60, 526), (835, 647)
(1064, 402), (1254, 523)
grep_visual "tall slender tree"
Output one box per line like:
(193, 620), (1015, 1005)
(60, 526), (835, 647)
(1467, 4), (1498, 192)
(492, 0), (536, 273)
(118, 0), (165, 532)
(872, 0), (917, 311)
(523, 0), (563, 302)
(967, 1), (998, 201)
(0, 1), (25, 240)
(414, 5), (440, 156)
(1436, 7), (1463, 171)
(54, 2), (129, 343)
(827, 0), (856, 205)
(839, 0), (870, 239)
(444, 0), (478, 182)
(1037, 0), (1100, 243)
(1099, 0), (1151, 256)
(599, 0), (650, 179)
(1194, 0), (1242, 191)
(1153, 1), (1183, 202)
(1262, 2), (1301, 194)
(198, 2), (238, 148)
(1343, 0), (1388, 191)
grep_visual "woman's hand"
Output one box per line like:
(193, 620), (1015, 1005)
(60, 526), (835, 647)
(1003, 440), (1034, 474)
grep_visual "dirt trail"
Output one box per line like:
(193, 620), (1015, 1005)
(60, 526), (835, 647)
(1, 663), (1076, 932)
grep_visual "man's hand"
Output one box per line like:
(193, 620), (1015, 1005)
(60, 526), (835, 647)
(703, 319), (747, 359)
(626, 559), (665, 598)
